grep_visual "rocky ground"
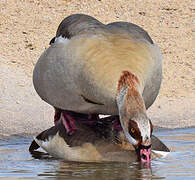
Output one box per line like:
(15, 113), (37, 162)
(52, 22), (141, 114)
(0, 0), (194, 136)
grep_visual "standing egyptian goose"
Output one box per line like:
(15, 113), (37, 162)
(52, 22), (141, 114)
(33, 14), (162, 163)
(29, 115), (169, 162)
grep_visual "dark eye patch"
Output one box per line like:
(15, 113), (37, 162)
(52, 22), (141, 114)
(128, 120), (141, 141)
(149, 119), (153, 136)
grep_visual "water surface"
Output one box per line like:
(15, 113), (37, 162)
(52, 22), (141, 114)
(0, 128), (194, 179)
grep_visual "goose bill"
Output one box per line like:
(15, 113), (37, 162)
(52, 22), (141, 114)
(136, 144), (151, 163)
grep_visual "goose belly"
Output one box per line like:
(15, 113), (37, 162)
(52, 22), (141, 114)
(35, 132), (138, 162)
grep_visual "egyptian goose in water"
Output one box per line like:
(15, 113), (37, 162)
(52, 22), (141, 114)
(29, 115), (169, 162)
(33, 14), (162, 163)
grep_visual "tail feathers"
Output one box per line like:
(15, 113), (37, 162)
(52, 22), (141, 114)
(29, 128), (53, 152)
(29, 139), (40, 152)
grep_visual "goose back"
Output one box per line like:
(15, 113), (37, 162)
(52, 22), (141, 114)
(33, 14), (162, 113)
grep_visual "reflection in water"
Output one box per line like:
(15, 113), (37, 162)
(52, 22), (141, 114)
(43, 161), (153, 180)
(0, 128), (194, 179)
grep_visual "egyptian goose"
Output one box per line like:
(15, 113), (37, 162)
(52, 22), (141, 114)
(33, 14), (162, 163)
(29, 115), (169, 162)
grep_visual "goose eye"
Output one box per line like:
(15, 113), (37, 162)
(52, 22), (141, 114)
(131, 128), (135, 133)
(128, 120), (141, 140)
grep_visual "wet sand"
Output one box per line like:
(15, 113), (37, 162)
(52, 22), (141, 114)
(0, 0), (194, 136)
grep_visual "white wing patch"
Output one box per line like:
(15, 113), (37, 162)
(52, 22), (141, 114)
(152, 150), (170, 158)
(54, 36), (69, 44)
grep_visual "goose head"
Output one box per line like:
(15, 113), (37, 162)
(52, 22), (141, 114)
(117, 71), (153, 163)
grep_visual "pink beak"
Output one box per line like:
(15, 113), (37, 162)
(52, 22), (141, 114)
(140, 148), (151, 163)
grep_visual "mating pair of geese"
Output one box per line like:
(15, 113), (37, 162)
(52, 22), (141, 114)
(30, 14), (169, 163)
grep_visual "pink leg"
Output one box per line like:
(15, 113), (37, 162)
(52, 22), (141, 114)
(54, 109), (78, 135)
(61, 111), (77, 135)
(54, 108), (100, 135)
(54, 108), (62, 126)
(54, 108), (122, 135)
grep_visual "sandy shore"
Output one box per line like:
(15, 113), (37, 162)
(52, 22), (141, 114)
(0, 0), (194, 136)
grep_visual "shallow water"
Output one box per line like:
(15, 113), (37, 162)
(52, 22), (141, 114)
(0, 128), (194, 180)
